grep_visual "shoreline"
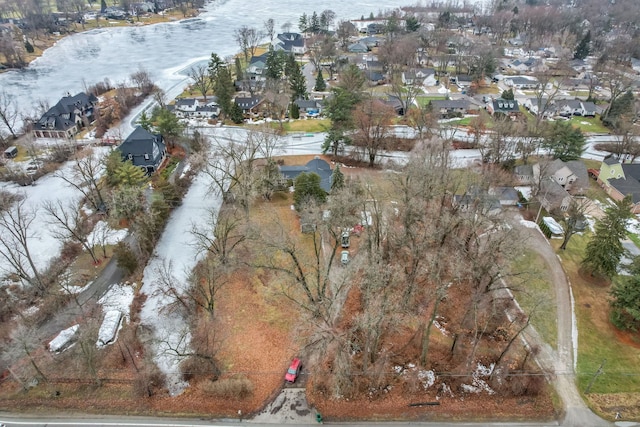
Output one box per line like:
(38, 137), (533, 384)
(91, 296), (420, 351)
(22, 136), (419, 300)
(0, 7), (203, 73)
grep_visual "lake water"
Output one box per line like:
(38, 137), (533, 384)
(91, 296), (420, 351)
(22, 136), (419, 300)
(0, 0), (486, 129)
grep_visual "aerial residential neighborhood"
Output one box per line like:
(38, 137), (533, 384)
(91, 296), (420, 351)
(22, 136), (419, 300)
(1, 0), (640, 425)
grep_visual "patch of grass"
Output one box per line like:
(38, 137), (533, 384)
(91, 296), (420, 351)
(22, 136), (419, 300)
(628, 232), (640, 249)
(416, 96), (447, 107)
(568, 116), (610, 134)
(277, 119), (330, 133)
(510, 249), (558, 349)
(555, 233), (640, 394)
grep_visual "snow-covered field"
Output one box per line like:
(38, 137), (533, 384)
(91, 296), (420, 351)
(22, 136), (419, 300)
(0, 147), (111, 281)
(139, 169), (222, 395)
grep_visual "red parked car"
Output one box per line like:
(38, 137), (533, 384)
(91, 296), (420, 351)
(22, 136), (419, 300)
(285, 357), (302, 383)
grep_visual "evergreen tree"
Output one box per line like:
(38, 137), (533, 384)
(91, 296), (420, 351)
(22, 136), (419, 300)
(265, 47), (285, 80)
(230, 102), (244, 124)
(501, 88), (514, 100)
(574, 30), (591, 60)
(299, 13), (308, 32)
(541, 121), (586, 161)
(155, 108), (184, 149)
(235, 57), (243, 81)
(331, 163), (345, 191)
(293, 172), (327, 210)
(582, 197), (633, 279)
(137, 111), (153, 131)
(208, 52), (224, 82)
(314, 68), (326, 91)
(310, 11), (320, 33)
(603, 90), (635, 128)
(24, 40), (34, 53)
(214, 66), (235, 118)
(104, 149), (125, 187)
(290, 102), (300, 119)
(287, 55), (307, 101)
(115, 160), (147, 187)
(610, 257), (640, 331)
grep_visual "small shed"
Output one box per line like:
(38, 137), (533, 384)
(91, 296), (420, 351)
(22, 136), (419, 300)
(4, 146), (17, 159)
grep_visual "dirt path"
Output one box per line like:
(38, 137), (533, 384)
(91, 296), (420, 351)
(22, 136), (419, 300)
(511, 214), (610, 426)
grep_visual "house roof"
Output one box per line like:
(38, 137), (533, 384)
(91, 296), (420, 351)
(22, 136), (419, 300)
(280, 158), (332, 192)
(348, 42), (369, 52)
(489, 186), (520, 201)
(622, 163), (640, 182)
(36, 92), (98, 131)
(364, 70), (384, 82)
(234, 96), (263, 110)
(492, 98), (519, 112)
(176, 98), (197, 107)
(609, 177), (640, 203)
(294, 99), (318, 109)
(604, 156), (619, 166)
(431, 99), (469, 110)
(514, 164), (533, 176)
(506, 76), (538, 86)
(116, 126), (165, 168)
(549, 159), (589, 187)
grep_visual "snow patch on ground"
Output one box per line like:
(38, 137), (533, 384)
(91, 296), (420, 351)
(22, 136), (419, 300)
(393, 364), (437, 390)
(86, 221), (128, 247)
(433, 316), (448, 336)
(626, 217), (640, 235)
(0, 147), (111, 281)
(139, 170), (222, 396)
(461, 363), (495, 395)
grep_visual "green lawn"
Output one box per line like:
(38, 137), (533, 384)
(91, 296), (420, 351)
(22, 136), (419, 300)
(569, 116), (610, 134)
(555, 234), (640, 394)
(276, 119), (330, 133)
(509, 249), (558, 349)
(416, 95), (447, 107)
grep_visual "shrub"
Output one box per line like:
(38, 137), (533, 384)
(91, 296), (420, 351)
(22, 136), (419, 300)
(200, 375), (254, 399)
(113, 242), (138, 275)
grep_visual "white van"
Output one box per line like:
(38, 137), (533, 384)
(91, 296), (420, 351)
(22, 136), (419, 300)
(341, 250), (350, 265)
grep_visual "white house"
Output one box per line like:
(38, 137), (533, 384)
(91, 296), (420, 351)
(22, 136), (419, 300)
(402, 68), (437, 87)
(504, 76), (539, 89)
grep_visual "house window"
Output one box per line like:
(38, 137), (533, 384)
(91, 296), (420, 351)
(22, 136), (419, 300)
(610, 169), (614, 175)
(561, 204), (568, 211)
(128, 154), (133, 161)
(144, 153), (149, 160)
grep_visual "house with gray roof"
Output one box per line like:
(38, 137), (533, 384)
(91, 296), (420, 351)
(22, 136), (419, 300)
(280, 157), (332, 192)
(504, 76), (539, 89)
(430, 99), (470, 118)
(488, 98), (520, 116)
(116, 126), (166, 175)
(598, 157), (640, 213)
(33, 92), (98, 139)
(273, 33), (306, 55)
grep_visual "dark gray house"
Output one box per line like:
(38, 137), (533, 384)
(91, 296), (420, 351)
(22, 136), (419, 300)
(280, 158), (332, 192)
(116, 126), (166, 175)
(33, 92), (98, 139)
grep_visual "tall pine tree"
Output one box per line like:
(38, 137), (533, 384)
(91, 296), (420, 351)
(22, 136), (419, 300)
(574, 30), (591, 60)
(582, 196), (633, 279)
(314, 68), (327, 91)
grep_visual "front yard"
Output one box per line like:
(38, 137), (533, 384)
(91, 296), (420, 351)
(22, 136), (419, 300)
(554, 234), (640, 419)
(568, 116), (610, 134)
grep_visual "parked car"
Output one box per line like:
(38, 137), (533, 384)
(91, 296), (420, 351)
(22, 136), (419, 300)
(285, 357), (302, 383)
(341, 250), (350, 266)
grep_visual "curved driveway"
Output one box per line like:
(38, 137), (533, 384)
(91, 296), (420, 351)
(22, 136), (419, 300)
(513, 215), (610, 426)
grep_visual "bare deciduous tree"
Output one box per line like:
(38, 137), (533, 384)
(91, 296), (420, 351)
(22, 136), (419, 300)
(0, 90), (20, 139)
(0, 199), (45, 291)
(43, 199), (99, 264)
(234, 25), (261, 64)
(187, 64), (212, 102)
